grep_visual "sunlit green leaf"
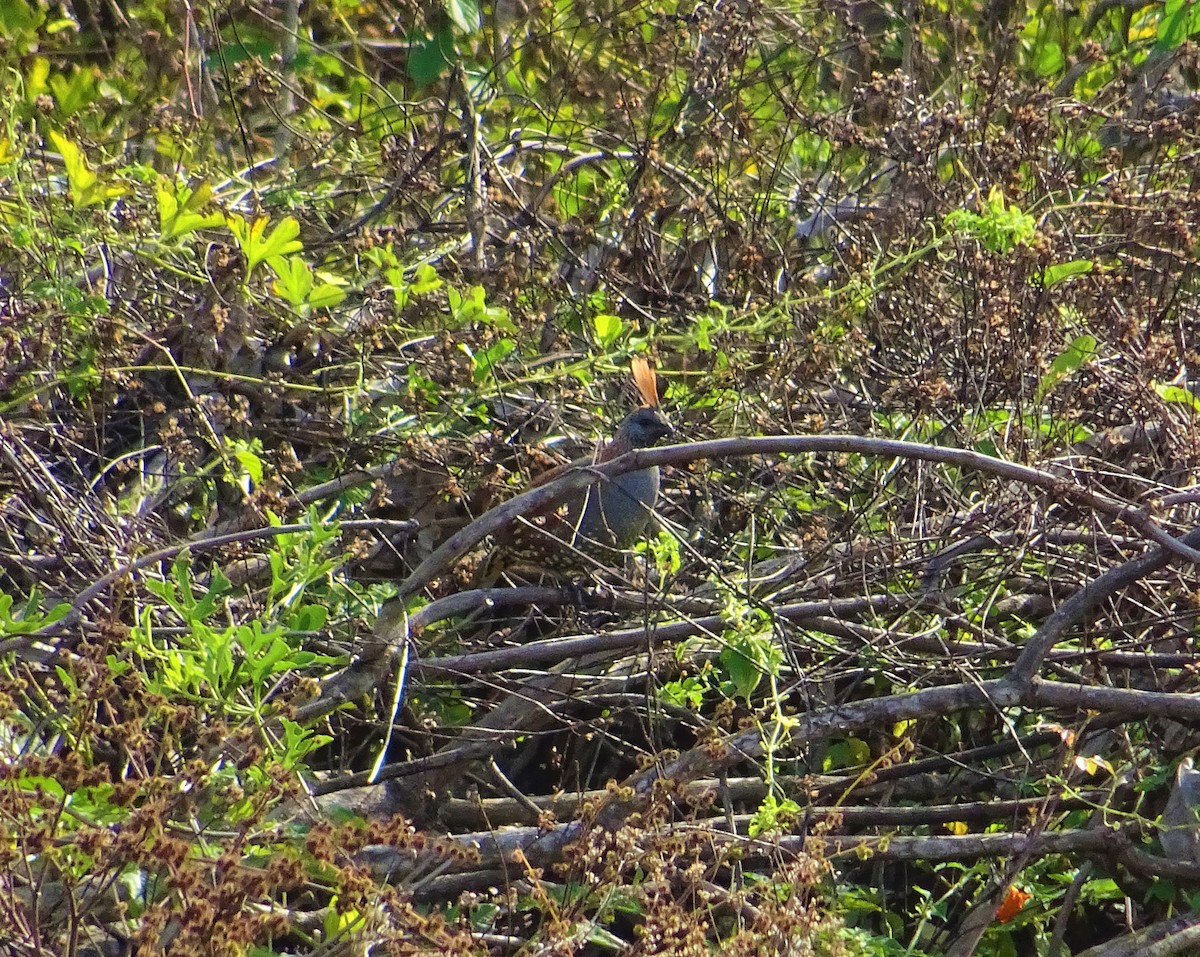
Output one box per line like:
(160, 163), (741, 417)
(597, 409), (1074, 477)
(158, 180), (223, 239)
(444, 0), (480, 33)
(822, 737), (872, 771)
(593, 313), (624, 347)
(1032, 40), (1064, 76)
(1041, 259), (1093, 287)
(48, 130), (125, 207)
(1157, 0), (1200, 51)
(1157, 383), (1200, 413)
(227, 214), (303, 273)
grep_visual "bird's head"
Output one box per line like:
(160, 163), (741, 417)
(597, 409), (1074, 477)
(618, 406), (673, 448)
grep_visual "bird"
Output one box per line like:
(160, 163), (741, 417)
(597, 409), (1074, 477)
(483, 356), (672, 583)
(1161, 756), (1200, 864)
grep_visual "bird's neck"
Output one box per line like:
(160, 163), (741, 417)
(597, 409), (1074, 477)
(597, 431), (636, 463)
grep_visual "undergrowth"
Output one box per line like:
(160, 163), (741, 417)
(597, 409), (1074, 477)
(5, 0), (1200, 953)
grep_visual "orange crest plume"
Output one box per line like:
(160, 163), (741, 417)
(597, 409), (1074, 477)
(631, 355), (659, 408)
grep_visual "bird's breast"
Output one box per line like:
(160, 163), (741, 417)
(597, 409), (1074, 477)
(575, 465), (660, 547)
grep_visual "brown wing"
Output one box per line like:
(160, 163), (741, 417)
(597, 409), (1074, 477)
(631, 355), (659, 408)
(524, 438), (607, 489)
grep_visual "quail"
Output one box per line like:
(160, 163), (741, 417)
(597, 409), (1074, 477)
(485, 356), (671, 582)
(1161, 756), (1200, 864)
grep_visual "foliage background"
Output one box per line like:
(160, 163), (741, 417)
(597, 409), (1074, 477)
(5, 0), (1200, 953)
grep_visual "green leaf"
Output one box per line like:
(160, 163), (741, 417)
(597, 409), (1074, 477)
(467, 338), (516, 382)
(593, 313), (624, 348)
(822, 736), (872, 771)
(638, 528), (681, 575)
(1035, 334), (1097, 402)
(407, 26), (455, 86)
(721, 647), (760, 701)
(444, 0), (480, 33)
(661, 674), (707, 710)
(1032, 39), (1064, 76)
(268, 257), (345, 311)
(1049, 334), (1097, 376)
(1041, 259), (1093, 287)
(449, 284), (515, 331)
(585, 925), (629, 950)
(233, 447), (264, 485)
(268, 255), (313, 306)
(1158, 0), (1200, 51)
(290, 604), (328, 633)
(26, 56), (49, 97)
(1157, 383), (1200, 414)
(748, 793), (803, 836)
(49, 130), (125, 208)
(227, 214), (303, 273)
(944, 186), (1036, 253)
(0, 0), (46, 49)
(157, 180), (223, 240)
(277, 717), (334, 766)
(0, 589), (70, 636)
(410, 263), (442, 294)
(307, 278), (347, 310)
(719, 631), (780, 702)
(49, 66), (98, 115)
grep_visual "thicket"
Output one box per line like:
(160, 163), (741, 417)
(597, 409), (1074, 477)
(4, 0), (1200, 953)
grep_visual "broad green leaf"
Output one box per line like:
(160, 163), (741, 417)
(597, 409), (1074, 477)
(0, 0), (46, 49)
(1032, 40), (1064, 76)
(1158, 0), (1200, 51)
(719, 631), (780, 702)
(307, 281), (346, 310)
(49, 131), (97, 205)
(410, 263), (442, 294)
(1048, 334), (1097, 378)
(407, 27), (455, 86)
(468, 338), (516, 382)
(1041, 259), (1093, 287)
(450, 284), (515, 331)
(721, 644), (761, 701)
(26, 56), (50, 97)
(822, 736), (872, 771)
(1157, 383), (1200, 413)
(593, 313), (624, 348)
(444, 0), (480, 33)
(234, 448), (264, 485)
(291, 604), (328, 632)
(269, 255), (314, 306)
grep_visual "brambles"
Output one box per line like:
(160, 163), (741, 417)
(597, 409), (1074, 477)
(6, 0), (1200, 953)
